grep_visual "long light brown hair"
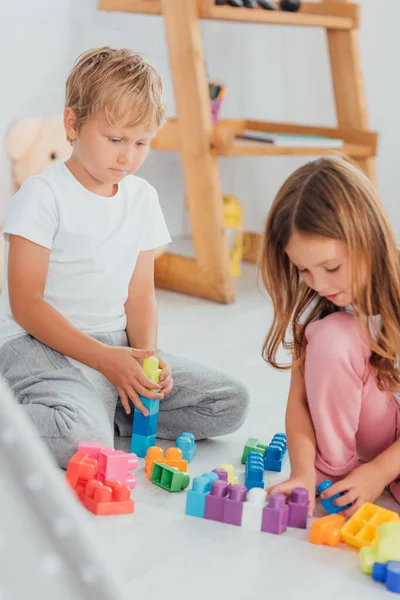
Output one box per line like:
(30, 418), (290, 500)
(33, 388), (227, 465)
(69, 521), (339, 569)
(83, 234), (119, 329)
(261, 156), (400, 392)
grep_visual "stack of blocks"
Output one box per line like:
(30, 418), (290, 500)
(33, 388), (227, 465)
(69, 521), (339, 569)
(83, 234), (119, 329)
(66, 443), (138, 515)
(130, 357), (162, 457)
(186, 466), (309, 533)
(242, 433), (288, 474)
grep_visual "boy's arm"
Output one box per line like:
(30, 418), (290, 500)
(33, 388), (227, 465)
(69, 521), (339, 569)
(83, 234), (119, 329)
(124, 249), (158, 350)
(8, 235), (108, 369)
(124, 248), (173, 395)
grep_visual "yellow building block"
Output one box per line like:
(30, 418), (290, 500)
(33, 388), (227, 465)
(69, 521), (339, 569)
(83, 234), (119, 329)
(359, 522), (400, 575)
(143, 356), (162, 388)
(217, 463), (238, 485)
(340, 503), (399, 550)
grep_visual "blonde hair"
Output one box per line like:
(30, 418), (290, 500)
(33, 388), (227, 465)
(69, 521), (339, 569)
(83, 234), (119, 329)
(261, 156), (400, 393)
(65, 46), (166, 142)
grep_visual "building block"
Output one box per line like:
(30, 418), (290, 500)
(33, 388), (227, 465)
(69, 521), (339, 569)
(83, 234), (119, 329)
(150, 463), (190, 492)
(261, 492), (289, 535)
(241, 488), (267, 531)
(245, 451), (264, 490)
(309, 514), (346, 546)
(241, 437), (268, 465)
(213, 468), (228, 481)
(217, 463), (238, 485)
(133, 411), (159, 437)
(80, 479), (134, 516)
(144, 446), (188, 478)
(372, 561), (400, 594)
(96, 448), (138, 489)
(222, 484), (247, 526)
(176, 432), (196, 462)
(359, 523), (400, 574)
(77, 441), (106, 459)
(288, 487), (309, 529)
(263, 433), (287, 472)
(66, 452), (98, 490)
(66, 451), (134, 516)
(186, 472), (219, 518)
(205, 479), (230, 522)
(130, 433), (156, 458)
(317, 480), (351, 515)
(341, 503), (400, 550)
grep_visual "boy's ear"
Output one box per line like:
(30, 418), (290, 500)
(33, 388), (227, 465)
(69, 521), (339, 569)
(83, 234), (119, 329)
(64, 108), (79, 141)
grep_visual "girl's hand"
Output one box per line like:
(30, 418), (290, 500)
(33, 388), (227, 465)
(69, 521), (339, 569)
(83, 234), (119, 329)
(267, 471), (316, 517)
(158, 356), (174, 397)
(97, 345), (163, 416)
(320, 462), (387, 518)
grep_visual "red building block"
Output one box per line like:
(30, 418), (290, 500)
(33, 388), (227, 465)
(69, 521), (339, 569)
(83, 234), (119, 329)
(80, 480), (134, 516)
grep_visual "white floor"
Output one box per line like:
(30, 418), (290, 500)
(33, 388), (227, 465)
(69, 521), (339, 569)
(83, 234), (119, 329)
(92, 264), (398, 600)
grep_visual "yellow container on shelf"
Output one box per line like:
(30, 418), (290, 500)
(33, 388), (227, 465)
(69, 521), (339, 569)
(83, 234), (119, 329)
(223, 194), (244, 277)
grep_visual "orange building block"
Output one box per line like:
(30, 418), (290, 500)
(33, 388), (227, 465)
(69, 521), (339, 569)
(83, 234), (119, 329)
(80, 480), (134, 516)
(145, 446), (188, 478)
(309, 514), (346, 546)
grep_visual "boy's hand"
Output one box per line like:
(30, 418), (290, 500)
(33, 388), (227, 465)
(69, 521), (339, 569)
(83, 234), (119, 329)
(97, 346), (164, 416)
(158, 356), (173, 397)
(320, 462), (387, 518)
(267, 471), (316, 517)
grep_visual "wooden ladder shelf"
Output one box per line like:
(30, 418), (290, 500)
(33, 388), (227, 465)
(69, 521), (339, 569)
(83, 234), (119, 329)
(98, 0), (377, 303)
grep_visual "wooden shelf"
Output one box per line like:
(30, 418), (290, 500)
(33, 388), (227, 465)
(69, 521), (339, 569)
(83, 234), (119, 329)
(98, 0), (359, 30)
(152, 118), (377, 159)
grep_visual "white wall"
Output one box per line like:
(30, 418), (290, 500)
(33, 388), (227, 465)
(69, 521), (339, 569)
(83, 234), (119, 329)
(0, 0), (71, 214)
(1, 0), (399, 238)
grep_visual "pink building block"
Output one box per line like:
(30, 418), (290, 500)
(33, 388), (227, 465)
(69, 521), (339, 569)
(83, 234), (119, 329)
(262, 493), (289, 535)
(78, 442), (138, 489)
(77, 441), (106, 460)
(97, 448), (139, 490)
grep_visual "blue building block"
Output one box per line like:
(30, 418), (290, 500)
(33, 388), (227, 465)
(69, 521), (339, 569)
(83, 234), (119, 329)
(245, 451), (265, 490)
(317, 480), (351, 515)
(133, 411), (159, 437)
(264, 433), (288, 472)
(130, 433), (156, 457)
(176, 432), (196, 463)
(372, 561), (400, 594)
(140, 396), (160, 417)
(186, 472), (219, 518)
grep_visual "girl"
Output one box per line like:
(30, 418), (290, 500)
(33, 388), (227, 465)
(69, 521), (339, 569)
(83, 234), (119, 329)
(261, 156), (400, 517)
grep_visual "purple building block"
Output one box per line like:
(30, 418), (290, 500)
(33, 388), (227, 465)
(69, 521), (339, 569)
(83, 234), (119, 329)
(205, 480), (230, 522)
(288, 487), (309, 529)
(213, 468), (228, 482)
(261, 492), (289, 535)
(222, 485), (247, 526)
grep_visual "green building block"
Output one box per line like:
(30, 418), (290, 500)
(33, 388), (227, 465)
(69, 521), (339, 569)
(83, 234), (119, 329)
(241, 437), (268, 464)
(360, 522), (400, 575)
(151, 463), (190, 492)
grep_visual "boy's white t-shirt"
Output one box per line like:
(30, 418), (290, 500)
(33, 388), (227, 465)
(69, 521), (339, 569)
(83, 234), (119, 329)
(0, 161), (171, 348)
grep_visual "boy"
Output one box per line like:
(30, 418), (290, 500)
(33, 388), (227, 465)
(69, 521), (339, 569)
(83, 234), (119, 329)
(0, 47), (249, 468)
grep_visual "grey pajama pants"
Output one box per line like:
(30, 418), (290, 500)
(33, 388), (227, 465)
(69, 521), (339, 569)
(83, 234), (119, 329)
(0, 331), (250, 468)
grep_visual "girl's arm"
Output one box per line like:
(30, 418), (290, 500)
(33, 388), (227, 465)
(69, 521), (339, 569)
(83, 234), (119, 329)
(285, 364), (317, 478)
(268, 364), (317, 515)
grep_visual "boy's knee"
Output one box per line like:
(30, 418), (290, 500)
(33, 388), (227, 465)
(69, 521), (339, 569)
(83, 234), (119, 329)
(54, 411), (114, 469)
(220, 377), (250, 433)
